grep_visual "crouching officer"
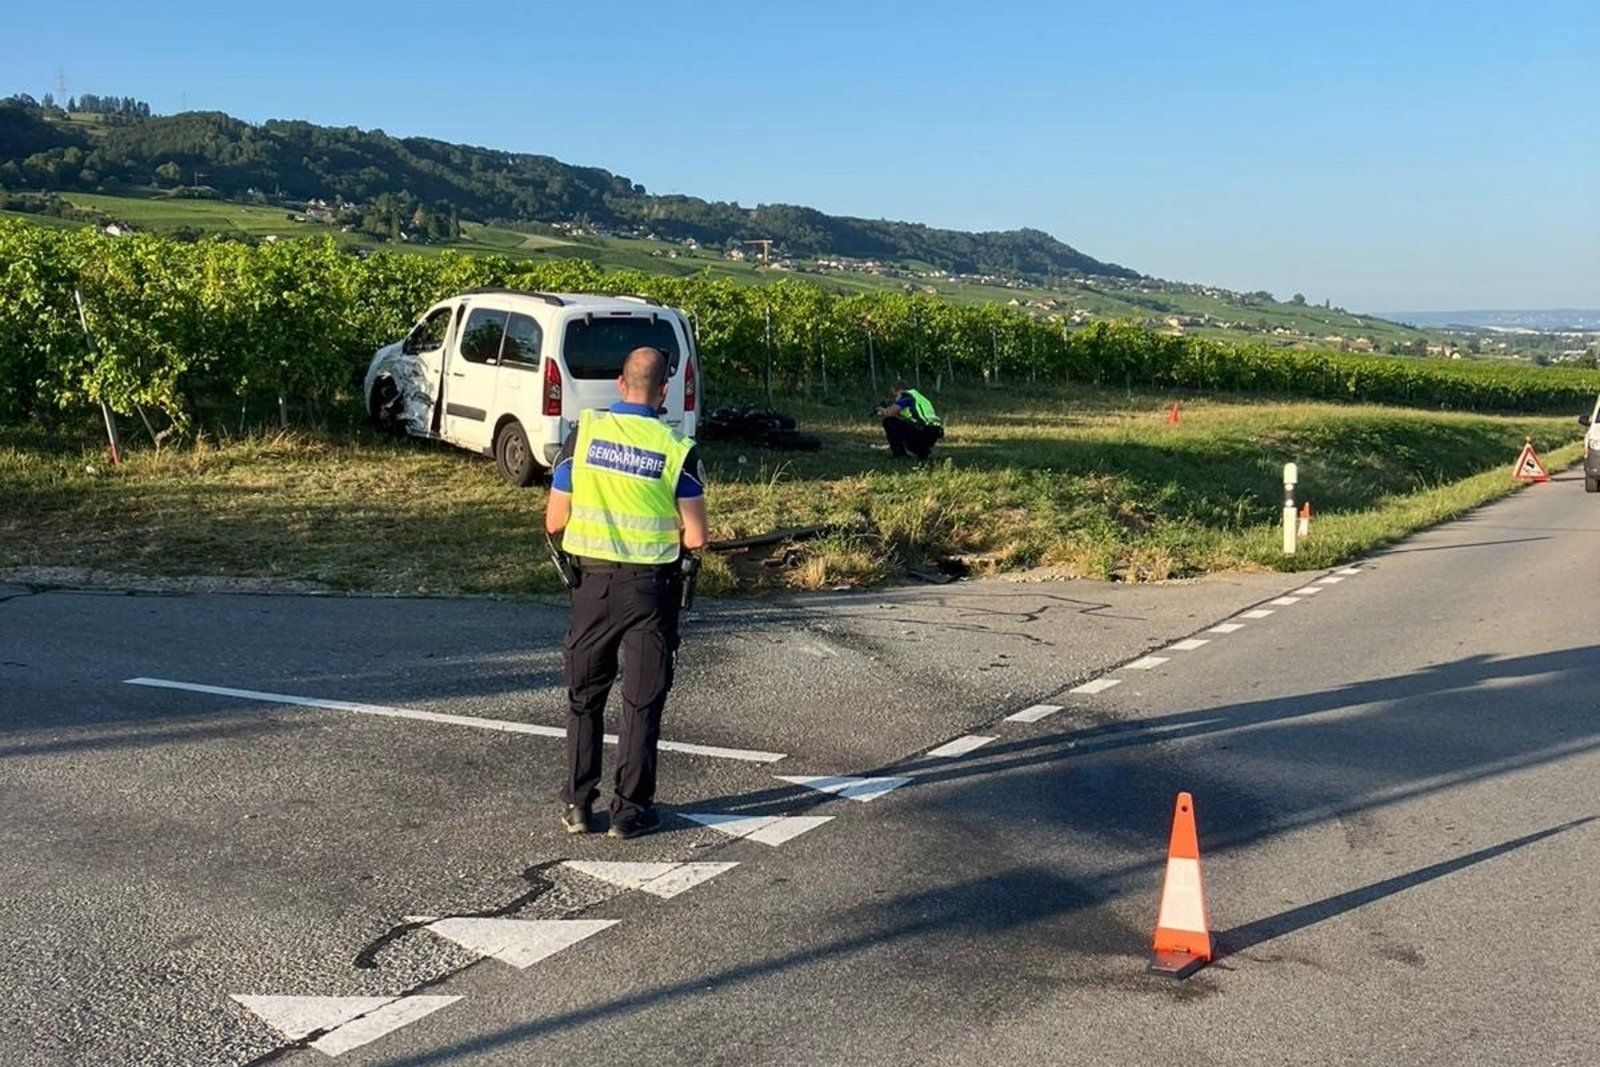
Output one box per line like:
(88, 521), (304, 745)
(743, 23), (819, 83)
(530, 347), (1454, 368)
(874, 379), (944, 460)
(544, 346), (707, 839)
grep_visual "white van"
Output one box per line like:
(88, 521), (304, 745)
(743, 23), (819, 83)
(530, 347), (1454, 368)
(1580, 393), (1600, 492)
(364, 290), (701, 485)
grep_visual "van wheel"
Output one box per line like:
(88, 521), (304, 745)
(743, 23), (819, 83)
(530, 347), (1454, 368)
(1586, 475), (1599, 494)
(370, 378), (404, 436)
(495, 420), (537, 487)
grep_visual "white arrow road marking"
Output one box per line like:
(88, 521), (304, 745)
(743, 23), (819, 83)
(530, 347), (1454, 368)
(230, 994), (460, 1057)
(405, 916), (618, 969)
(1166, 638), (1210, 652)
(925, 734), (999, 756)
(1004, 704), (1064, 723)
(776, 774), (912, 801)
(562, 861), (738, 898)
(681, 813), (833, 846)
(1069, 678), (1122, 695)
(1125, 656), (1169, 670)
(1269, 597), (1302, 606)
(123, 678), (784, 763)
(1240, 609), (1275, 619)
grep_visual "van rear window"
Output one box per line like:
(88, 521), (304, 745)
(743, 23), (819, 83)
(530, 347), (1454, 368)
(561, 316), (681, 380)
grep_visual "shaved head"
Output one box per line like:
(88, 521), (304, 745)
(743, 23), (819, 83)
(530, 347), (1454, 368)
(620, 346), (669, 402)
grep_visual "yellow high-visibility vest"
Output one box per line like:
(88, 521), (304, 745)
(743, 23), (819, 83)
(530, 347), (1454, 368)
(564, 410), (692, 565)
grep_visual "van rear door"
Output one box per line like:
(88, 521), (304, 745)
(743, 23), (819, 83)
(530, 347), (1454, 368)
(558, 312), (685, 427)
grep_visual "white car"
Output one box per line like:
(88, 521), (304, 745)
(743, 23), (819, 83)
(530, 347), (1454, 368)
(364, 290), (701, 485)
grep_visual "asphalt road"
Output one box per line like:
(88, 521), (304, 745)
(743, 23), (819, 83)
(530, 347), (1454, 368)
(3, 475), (1598, 1065)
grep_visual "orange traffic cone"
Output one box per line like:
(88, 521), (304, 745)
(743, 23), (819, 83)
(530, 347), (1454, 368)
(1149, 791), (1213, 978)
(1166, 401), (1182, 425)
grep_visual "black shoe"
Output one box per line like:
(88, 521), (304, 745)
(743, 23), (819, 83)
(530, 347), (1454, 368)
(560, 804), (593, 835)
(607, 807), (662, 840)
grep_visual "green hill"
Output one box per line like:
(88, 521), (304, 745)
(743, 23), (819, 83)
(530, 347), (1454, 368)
(0, 97), (1135, 281)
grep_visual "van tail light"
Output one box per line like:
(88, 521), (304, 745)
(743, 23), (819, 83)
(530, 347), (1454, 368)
(543, 358), (563, 417)
(684, 356), (697, 413)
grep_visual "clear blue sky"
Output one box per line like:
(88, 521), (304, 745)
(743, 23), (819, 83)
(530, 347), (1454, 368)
(7, 1), (1597, 311)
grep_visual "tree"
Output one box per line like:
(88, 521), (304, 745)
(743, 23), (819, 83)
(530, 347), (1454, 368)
(1290, 292), (1306, 305)
(154, 161), (183, 187)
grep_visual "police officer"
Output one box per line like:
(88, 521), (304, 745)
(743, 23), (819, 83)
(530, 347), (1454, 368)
(544, 346), (707, 839)
(874, 379), (944, 460)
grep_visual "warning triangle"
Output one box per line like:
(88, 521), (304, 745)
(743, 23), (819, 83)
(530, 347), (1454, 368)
(1513, 442), (1550, 483)
(230, 994), (460, 1056)
(405, 916), (617, 969)
(682, 812), (833, 846)
(563, 860), (738, 898)
(776, 774), (910, 802)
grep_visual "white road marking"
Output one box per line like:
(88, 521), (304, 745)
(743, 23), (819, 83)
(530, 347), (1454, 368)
(1206, 623), (1245, 634)
(1337, 567), (1362, 576)
(406, 916), (617, 969)
(563, 861), (737, 898)
(1069, 678), (1122, 695)
(1125, 656), (1169, 670)
(1004, 704), (1064, 723)
(776, 774), (911, 801)
(122, 678), (785, 764)
(681, 813), (834, 846)
(1240, 609), (1275, 619)
(231, 994), (460, 1057)
(925, 734), (1000, 757)
(1317, 575), (1346, 584)
(1269, 597), (1302, 606)
(1166, 638), (1210, 652)
(1292, 586), (1324, 596)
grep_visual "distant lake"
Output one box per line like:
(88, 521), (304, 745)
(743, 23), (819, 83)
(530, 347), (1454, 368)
(1379, 309), (1600, 332)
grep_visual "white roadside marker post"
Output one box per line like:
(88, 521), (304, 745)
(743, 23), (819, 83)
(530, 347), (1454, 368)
(1282, 462), (1298, 556)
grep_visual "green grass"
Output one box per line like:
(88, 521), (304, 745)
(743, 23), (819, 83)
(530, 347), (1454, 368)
(0, 386), (1580, 597)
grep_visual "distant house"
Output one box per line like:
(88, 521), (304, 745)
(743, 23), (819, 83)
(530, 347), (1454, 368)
(101, 223), (135, 237)
(305, 207), (335, 224)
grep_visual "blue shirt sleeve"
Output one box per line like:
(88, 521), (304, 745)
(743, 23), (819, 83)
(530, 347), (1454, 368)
(676, 445), (705, 499)
(550, 458), (573, 492)
(895, 393), (913, 411)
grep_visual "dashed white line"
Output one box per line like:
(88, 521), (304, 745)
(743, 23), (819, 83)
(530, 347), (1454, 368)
(1292, 586), (1324, 596)
(1317, 575), (1346, 584)
(1269, 597), (1302, 606)
(1240, 609), (1275, 619)
(1004, 704), (1063, 723)
(1206, 623), (1245, 634)
(1337, 567), (1362, 576)
(925, 734), (999, 757)
(1125, 656), (1169, 670)
(1069, 678), (1123, 695)
(1166, 638), (1210, 652)
(123, 678), (786, 764)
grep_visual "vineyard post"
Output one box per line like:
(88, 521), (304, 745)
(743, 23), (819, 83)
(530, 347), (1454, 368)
(990, 327), (999, 387)
(72, 289), (123, 466)
(912, 305), (922, 390)
(763, 303), (774, 407)
(866, 327), (878, 398)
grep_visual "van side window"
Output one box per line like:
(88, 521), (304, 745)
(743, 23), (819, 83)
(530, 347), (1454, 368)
(500, 313), (543, 367)
(460, 308), (510, 364)
(404, 307), (452, 355)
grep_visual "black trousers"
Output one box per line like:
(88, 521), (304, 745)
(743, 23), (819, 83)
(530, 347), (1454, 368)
(561, 564), (681, 816)
(882, 417), (942, 459)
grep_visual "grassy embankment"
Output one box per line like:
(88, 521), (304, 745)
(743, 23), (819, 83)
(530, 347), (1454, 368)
(0, 385), (1581, 597)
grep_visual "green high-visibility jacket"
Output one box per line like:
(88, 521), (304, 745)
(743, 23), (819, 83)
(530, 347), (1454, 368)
(897, 389), (942, 427)
(563, 410), (693, 565)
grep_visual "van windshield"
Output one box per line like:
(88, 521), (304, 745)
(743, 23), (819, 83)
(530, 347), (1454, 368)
(561, 315), (681, 380)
